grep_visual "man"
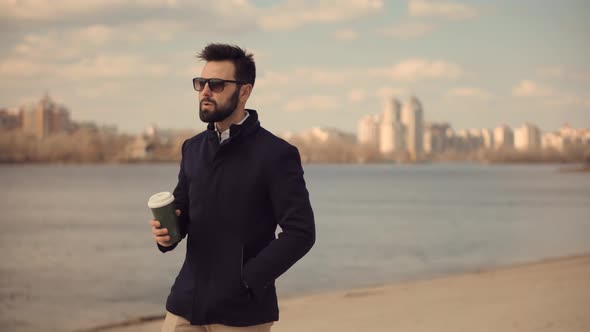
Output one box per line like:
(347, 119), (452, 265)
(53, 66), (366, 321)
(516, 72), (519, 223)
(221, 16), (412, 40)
(149, 43), (316, 332)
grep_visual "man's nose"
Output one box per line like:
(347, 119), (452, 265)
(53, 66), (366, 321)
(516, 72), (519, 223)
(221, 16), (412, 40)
(200, 82), (213, 96)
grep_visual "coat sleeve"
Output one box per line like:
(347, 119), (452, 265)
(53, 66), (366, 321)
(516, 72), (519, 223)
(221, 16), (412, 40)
(157, 140), (191, 253)
(242, 144), (316, 290)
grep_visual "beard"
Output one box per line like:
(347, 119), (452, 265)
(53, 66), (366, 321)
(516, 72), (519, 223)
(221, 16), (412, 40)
(199, 88), (240, 123)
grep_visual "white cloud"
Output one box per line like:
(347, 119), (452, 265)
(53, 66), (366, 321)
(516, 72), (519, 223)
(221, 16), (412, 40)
(1, 0), (386, 36)
(12, 20), (187, 63)
(0, 0), (122, 20)
(0, 0), (249, 24)
(378, 22), (435, 39)
(61, 55), (170, 80)
(537, 66), (565, 79)
(296, 68), (353, 85)
(14, 33), (78, 59)
(282, 95), (340, 112)
(253, 59), (463, 91)
(74, 82), (124, 99)
(408, 0), (479, 20)
(372, 59), (462, 81)
(71, 24), (117, 45)
(0, 1), (256, 36)
(348, 89), (367, 102)
(551, 95), (590, 108)
(334, 28), (360, 41)
(512, 79), (590, 108)
(247, 48), (271, 62)
(1, 50), (171, 81)
(256, 71), (292, 88)
(446, 87), (492, 100)
(375, 86), (409, 99)
(13, 29), (105, 61)
(351, 87), (412, 102)
(537, 66), (590, 82)
(258, 67), (355, 87)
(0, 58), (49, 78)
(121, 19), (188, 42)
(512, 80), (553, 97)
(258, 0), (384, 31)
(0, 0), (252, 21)
(249, 92), (282, 106)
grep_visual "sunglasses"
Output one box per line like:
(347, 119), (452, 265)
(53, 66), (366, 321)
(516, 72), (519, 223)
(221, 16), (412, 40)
(192, 77), (248, 93)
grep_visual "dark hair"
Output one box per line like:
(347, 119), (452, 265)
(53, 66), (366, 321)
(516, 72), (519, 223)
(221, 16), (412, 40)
(197, 43), (256, 87)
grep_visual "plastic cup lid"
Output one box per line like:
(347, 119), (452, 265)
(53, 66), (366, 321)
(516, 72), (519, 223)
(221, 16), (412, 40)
(147, 191), (175, 209)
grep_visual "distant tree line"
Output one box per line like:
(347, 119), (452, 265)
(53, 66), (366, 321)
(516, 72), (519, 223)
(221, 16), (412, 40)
(430, 146), (590, 164)
(0, 130), (186, 163)
(1, 129), (589, 165)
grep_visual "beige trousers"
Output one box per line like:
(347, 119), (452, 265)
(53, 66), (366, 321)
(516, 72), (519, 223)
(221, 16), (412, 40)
(161, 311), (273, 332)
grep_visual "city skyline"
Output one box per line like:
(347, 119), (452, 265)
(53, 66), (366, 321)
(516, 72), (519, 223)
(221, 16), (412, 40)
(1, 1), (589, 135)
(357, 95), (590, 159)
(2, 93), (588, 139)
(2, 92), (588, 164)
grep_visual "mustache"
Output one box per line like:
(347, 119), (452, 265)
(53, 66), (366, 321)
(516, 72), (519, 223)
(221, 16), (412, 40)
(200, 98), (216, 106)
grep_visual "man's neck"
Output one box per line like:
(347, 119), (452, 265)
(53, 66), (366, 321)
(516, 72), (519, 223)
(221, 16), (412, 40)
(216, 108), (247, 133)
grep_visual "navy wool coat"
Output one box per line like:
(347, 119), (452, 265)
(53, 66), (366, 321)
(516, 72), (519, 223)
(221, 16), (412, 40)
(157, 109), (316, 326)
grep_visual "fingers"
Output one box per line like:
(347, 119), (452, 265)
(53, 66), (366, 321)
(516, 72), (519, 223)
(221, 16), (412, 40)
(152, 227), (169, 236)
(152, 225), (170, 244)
(149, 218), (173, 245)
(175, 209), (181, 216)
(155, 234), (171, 244)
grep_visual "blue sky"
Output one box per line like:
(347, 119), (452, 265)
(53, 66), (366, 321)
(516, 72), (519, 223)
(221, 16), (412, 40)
(1, 0), (588, 134)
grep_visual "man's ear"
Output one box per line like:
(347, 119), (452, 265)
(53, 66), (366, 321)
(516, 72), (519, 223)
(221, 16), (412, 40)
(240, 84), (252, 102)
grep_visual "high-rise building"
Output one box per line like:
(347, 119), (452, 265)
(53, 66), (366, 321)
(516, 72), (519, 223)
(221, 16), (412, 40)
(559, 124), (590, 146)
(0, 108), (22, 130)
(357, 114), (380, 149)
(444, 127), (457, 150)
(541, 132), (565, 151)
(423, 123), (450, 154)
(401, 96), (424, 159)
(379, 98), (404, 154)
(514, 123), (541, 151)
(481, 128), (494, 149)
(493, 125), (514, 149)
(51, 108), (70, 133)
(467, 128), (484, 151)
(20, 94), (71, 139)
(456, 129), (471, 151)
(540, 125), (590, 151)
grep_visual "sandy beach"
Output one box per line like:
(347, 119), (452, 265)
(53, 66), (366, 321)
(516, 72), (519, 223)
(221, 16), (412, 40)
(92, 254), (590, 332)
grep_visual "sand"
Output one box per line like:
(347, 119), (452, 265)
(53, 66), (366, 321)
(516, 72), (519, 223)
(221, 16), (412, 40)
(92, 254), (590, 332)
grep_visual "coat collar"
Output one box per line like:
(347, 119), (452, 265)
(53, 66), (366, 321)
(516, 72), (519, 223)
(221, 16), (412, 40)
(206, 109), (260, 145)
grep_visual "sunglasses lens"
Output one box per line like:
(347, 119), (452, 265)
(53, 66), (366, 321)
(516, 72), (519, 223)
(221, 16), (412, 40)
(208, 79), (225, 92)
(194, 78), (206, 91)
(193, 78), (229, 92)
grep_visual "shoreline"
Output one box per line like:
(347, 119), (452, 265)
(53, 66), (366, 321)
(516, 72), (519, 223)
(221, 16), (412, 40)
(1, 160), (589, 167)
(83, 253), (590, 332)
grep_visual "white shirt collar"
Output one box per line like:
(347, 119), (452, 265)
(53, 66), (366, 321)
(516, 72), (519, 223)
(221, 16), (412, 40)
(217, 111), (250, 143)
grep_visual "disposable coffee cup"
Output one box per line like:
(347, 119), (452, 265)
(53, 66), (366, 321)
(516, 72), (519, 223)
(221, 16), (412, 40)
(148, 192), (181, 245)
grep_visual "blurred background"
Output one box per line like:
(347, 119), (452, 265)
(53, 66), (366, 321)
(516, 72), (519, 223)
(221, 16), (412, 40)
(1, 1), (589, 331)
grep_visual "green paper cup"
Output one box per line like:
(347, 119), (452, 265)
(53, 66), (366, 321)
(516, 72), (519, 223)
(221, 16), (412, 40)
(148, 192), (181, 245)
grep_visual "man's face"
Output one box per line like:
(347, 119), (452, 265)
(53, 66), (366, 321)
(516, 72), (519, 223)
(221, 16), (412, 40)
(198, 60), (241, 123)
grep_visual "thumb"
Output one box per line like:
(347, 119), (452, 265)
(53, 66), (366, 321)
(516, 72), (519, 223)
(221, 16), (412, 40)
(175, 209), (181, 216)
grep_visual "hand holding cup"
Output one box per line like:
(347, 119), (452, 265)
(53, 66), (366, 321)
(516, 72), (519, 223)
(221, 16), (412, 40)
(148, 192), (182, 247)
(150, 209), (181, 247)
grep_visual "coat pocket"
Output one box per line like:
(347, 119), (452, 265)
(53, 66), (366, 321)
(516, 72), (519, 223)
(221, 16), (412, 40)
(240, 245), (252, 300)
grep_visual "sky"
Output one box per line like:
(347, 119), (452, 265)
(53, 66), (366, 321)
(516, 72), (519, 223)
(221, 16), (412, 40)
(1, 0), (589, 135)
